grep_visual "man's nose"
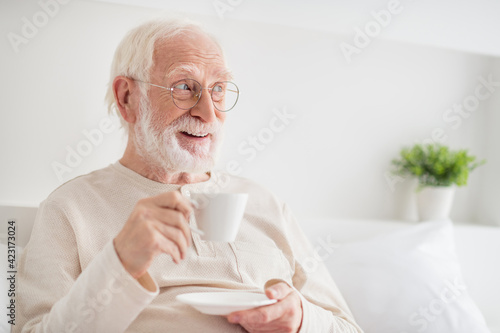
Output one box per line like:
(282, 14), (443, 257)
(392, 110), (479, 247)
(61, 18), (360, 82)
(189, 89), (217, 123)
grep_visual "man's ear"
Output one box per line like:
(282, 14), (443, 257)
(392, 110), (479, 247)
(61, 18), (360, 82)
(113, 76), (139, 124)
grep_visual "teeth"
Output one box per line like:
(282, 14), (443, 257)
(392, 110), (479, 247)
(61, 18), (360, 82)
(183, 131), (208, 137)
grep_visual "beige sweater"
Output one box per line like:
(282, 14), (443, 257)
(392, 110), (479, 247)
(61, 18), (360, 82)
(15, 162), (362, 333)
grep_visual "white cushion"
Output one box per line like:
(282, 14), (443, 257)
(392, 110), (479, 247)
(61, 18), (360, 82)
(453, 225), (500, 332)
(322, 220), (490, 333)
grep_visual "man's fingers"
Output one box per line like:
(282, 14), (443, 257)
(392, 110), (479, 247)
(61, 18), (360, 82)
(154, 223), (189, 259)
(154, 208), (192, 246)
(158, 237), (182, 264)
(265, 281), (294, 300)
(151, 191), (193, 219)
(145, 192), (195, 262)
(248, 302), (286, 324)
(115, 191), (196, 279)
(228, 296), (289, 325)
(228, 291), (303, 332)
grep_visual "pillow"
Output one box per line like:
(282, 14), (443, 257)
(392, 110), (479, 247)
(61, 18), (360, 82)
(324, 220), (491, 333)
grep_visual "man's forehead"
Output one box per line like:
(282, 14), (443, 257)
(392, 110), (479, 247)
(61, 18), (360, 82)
(163, 63), (231, 81)
(153, 35), (229, 80)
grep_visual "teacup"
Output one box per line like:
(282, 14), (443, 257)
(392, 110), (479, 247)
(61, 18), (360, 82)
(190, 193), (248, 242)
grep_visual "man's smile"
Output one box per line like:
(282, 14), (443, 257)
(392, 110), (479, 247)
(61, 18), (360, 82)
(178, 131), (212, 146)
(180, 131), (209, 140)
(180, 131), (209, 138)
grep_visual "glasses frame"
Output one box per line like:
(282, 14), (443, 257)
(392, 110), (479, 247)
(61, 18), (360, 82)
(133, 78), (239, 112)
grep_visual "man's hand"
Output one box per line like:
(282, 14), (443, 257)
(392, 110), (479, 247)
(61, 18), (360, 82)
(227, 282), (303, 333)
(113, 191), (193, 280)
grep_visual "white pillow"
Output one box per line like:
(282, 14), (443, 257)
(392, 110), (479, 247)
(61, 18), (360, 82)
(325, 220), (491, 333)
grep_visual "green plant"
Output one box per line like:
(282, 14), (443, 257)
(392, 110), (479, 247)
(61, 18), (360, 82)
(391, 143), (485, 188)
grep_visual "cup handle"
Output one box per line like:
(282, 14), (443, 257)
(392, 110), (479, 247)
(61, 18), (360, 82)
(189, 225), (205, 236)
(188, 199), (204, 235)
(189, 199), (200, 209)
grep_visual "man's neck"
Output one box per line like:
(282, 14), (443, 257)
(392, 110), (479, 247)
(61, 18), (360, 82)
(120, 142), (210, 185)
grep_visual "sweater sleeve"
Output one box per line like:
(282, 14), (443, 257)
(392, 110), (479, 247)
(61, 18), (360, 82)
(281, 204), (364, 333)
(14, 199), (159, 333)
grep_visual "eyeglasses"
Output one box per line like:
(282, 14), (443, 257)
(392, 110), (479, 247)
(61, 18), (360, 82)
(134, 78), (239, 112)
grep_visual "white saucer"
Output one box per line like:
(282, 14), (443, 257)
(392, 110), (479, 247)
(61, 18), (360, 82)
(176, 291), (277, 315)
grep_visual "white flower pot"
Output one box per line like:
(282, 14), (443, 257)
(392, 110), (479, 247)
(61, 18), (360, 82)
(416, 186), (455, 221)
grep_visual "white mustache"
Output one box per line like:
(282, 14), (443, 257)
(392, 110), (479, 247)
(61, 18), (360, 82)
(171, 113), (223, 136)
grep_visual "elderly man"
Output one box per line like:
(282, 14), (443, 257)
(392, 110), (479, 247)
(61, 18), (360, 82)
(16, 18), (362, 333)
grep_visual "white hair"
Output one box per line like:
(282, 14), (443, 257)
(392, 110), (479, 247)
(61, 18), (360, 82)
(105, 17), (223, 133)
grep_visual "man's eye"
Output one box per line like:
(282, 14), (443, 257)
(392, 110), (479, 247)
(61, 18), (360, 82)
(213, 85), (224, 93)
(174, 83), (190, 90)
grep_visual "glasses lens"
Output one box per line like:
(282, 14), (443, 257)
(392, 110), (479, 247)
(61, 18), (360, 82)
(171, 79), (201, 109)
(212, 81), (239, 112)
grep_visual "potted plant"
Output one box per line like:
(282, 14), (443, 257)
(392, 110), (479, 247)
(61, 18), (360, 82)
(391, 143), (485, 221)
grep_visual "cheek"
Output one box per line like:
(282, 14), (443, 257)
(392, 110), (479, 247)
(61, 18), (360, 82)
(153, 109), (187, 130)
(148, 93), (185, 127)
(149, 91), (173, 110)
(217, 112), (227, 124)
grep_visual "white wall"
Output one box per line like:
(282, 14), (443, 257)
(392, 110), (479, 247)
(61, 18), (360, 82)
(92, 0), (500, 57)
(477, 58), (500, 226)
(1, 0), (499, 225)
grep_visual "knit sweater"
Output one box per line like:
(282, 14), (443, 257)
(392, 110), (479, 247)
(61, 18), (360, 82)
(15, 162), (362, 333)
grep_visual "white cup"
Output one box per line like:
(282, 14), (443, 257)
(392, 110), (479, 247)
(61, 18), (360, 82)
(190, 193), (248, 242)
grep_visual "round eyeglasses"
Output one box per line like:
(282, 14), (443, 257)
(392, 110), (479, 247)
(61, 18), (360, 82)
(134, 78), (239, 112)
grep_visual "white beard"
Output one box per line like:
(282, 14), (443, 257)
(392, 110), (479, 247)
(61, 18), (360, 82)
(133, 97), (224, 174)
